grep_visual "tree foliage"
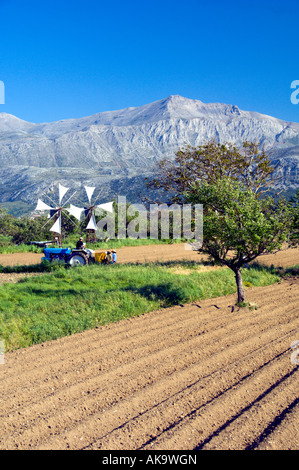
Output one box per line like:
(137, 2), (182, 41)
(146, 140), (278, 203)
(289, 189), (299, 246)
(185, 177), (294, 304)
(0, 207), (79, 245)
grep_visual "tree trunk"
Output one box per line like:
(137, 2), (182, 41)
(234, 267), (245, 304)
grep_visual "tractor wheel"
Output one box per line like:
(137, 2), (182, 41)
(68, 253), (88, 266)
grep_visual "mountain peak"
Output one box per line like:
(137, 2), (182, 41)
(109, 95), (208, 125)
(0, 113), (33, 132)
(163, 94), (195, 103)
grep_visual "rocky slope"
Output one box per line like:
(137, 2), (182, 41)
(0, 95), (298, 207)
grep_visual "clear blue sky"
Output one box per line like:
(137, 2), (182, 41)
(0, 0), (298, 123)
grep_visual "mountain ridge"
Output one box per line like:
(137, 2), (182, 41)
(0, 95), (298, 208)
(1, 94), (299, 131)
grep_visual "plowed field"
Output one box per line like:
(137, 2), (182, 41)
(0, 245), (298, 450)
(0, 242), (298, 267)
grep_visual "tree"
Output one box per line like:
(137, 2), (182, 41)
(289, 189), (299, 246)
(0, 207), (16, 238)
(185, 177), (293, 304)
(145, 140), (278, 203)
(11, 216), (52, 244)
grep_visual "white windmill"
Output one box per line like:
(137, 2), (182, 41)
(35, 184), (78, 246)
(71, 186), (114, 243)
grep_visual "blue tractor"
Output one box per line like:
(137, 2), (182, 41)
(42, 247), (95, 266)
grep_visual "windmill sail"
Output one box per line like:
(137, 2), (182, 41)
(50, 214), (62, 234)
(67, 204), (84, 221)
(35, 184), (78, 242)
(35, 199), (53, 211)
(86, 213), (98, 231)
(97, 201), (114, 213)
(84, 186), (95, 204)
(58, 184), (69, 203)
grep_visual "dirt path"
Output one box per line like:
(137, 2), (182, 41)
(0, 243), (203, 267)
(0, 279), (298, 450)
(0, 244), (298, 450)
(0, 243), (298, 267)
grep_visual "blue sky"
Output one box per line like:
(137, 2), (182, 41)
(0, 0), (298, 123)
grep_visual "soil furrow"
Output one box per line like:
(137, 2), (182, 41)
(197, 372), (299, 450)
(253, 399), (299, 450)
(0, 245), (297, 451)
(140, 356), (298, 450)
(1, 301), (297, 423)
(19, 326), (298, 450)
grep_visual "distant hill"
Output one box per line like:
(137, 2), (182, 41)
(0, 95), (298, 212)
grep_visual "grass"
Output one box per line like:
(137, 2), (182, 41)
(0, 259), (287, 352)
(0, 241), (42, 254)
(0, 236), (183, 254)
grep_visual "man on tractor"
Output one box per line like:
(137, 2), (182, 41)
(76, 237), (86, 249)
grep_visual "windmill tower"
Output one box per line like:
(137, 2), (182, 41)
(68, 186), (114, 243)
(77, 186), (114, 243)
(35, 184), (77, 246)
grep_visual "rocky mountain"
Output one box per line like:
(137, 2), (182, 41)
(0, 95), (298, 211)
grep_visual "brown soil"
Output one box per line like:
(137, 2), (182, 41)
(0, 273), (44, 285)
(0, 245), (298, 450)
(0, 243), (298, 267)
(0, 243), (202, 267)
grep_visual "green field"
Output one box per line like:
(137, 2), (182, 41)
(0, 259), (290, 352)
